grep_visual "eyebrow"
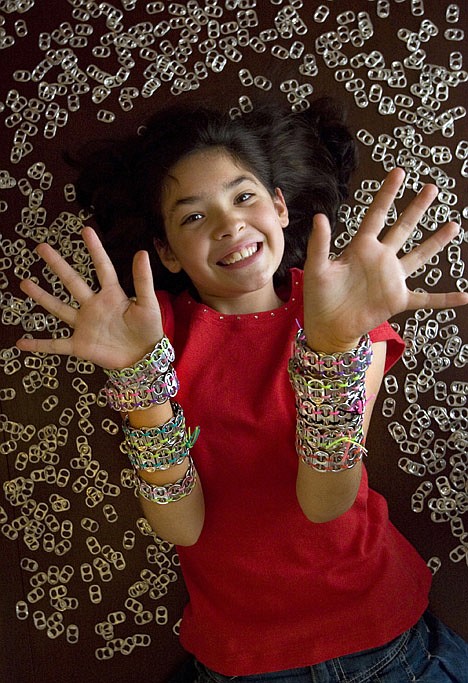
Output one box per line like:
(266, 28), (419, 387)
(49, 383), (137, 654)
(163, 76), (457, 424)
(167, 174), (256, 218)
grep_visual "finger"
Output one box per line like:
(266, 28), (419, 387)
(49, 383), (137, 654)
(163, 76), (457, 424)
(36, 241), (92, 302)
(82, 227), (120, 289)
(132, 251), (158, 304)
(16, 335), (75, 356)
(306, 214), (333, 272)
(359, 168), (406, 236)
(407, 289), (468, 312)
(19, 278), (77, 327)
(399, 222), (460, 277)
(381, 183), (439, 253)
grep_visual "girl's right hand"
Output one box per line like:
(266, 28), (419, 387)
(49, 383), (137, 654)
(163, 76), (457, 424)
(16, 226), (164, 370)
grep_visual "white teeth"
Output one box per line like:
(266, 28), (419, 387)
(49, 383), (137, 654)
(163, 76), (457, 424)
(220, 244), (258, 265)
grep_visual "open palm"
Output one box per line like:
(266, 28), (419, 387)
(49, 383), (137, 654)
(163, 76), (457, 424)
(17, 227), (164, 370)
(303, 168), (467, 352)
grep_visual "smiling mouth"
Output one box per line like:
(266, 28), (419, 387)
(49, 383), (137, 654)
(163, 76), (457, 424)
(218, 243), (260, 266)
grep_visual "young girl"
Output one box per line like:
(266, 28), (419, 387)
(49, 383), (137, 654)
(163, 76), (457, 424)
(16, 101), (468, 682)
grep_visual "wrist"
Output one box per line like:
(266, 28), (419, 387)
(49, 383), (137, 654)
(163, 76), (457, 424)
(103, 336), (178, 412)
(303, 329), (361, 354)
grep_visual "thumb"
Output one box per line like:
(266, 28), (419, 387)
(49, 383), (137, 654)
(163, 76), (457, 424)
(305, 214), (332, 272)
(132, 250), (158, 305)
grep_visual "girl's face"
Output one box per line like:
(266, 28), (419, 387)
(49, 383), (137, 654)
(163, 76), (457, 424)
(157, 148), (289, 315)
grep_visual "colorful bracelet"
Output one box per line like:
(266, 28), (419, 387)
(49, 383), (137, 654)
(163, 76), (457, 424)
(122, 400), (185, 449)
(288, 329), (373, 473)
(296, 425), (366, 472)
(297, 439), (365, 472)
(103, 337), (179, 412)
(135, 458), (197, 505)
(291, 329), (373, 378)
(121, 402), (200, 471)
(108, 336), (175, 379)
(296, 397), (365, 427)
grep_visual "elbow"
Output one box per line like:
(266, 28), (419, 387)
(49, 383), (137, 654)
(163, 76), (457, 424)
(295, 460), (362, 523)
(296, 477), (359, 523)
(297, 498), (355, 524)
(170, 523), (204, 547)
(146, 518), (204, 547)
(139, 490), (205, 546)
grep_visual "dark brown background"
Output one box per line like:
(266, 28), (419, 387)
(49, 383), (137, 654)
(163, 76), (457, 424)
(1, 1), (467, 682)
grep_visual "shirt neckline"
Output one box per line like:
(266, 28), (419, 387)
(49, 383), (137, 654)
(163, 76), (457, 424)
(180, 269), (302, 323)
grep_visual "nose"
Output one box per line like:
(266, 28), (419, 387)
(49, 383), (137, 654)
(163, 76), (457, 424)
(211, 209), (245, 240)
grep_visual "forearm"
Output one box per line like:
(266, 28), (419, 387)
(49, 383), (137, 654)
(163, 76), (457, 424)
(127, 403), (205, 546)
(295, 330), (362, 522)
(139, 476), (204, 547)
(104, 337), (205, 546)
(289, 333), (384, 524)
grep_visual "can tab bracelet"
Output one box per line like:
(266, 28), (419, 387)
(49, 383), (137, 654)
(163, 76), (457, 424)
(288, 330), (373, 473)
(121, 401), (200, 472)
(135, 458), (197, 505)
(290, 329), (373, 379)
(103, 336), (179, 412)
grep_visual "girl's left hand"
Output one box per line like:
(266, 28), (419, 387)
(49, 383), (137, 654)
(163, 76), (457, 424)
(302, 167), (468, 352)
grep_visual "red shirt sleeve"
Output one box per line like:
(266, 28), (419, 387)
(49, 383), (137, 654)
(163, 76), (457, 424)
(369, 321), (405, 374)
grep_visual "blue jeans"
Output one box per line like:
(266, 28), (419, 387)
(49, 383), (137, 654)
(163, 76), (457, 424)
(194, 612), (468, 682)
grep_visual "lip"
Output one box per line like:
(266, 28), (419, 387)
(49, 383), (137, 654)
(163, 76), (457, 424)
(216, 241), (261, 268)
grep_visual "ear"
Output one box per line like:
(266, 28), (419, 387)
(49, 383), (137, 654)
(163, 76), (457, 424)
(273, 188), (289, 228)
(154, 238), (183, 274)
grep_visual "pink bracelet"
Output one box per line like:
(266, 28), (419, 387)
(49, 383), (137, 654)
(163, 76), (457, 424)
(135, 458), (197, 504)
(288, 330), (372, 472)
(103, 337), (179, 411)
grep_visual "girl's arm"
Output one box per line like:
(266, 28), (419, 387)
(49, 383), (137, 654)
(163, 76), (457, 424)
(16, 227), (205, 545)
(296, 168), (468, 523)
(295, 341), (386, 523)
(128, 403), (205, 546)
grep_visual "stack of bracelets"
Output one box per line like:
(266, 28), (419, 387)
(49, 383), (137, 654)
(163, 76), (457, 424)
(103, 336), (199, 504)
(288, 329), (373, 472)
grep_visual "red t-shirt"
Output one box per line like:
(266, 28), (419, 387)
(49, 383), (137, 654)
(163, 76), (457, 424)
(157, 269), (432, 676)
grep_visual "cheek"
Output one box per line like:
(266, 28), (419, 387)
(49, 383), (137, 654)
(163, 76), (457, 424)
(272, 216), (287, 244)
(276, 232), (286, 259)
(172, 235), (206, 267)
(274, 224), (286, 262)
(167, 231), (190, 254)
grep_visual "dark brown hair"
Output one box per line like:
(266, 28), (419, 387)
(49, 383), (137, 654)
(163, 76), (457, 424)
(68, 98), (358, 295)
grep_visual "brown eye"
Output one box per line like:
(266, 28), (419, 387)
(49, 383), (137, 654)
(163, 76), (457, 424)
(182, 213), (203, 225)
(236, 192), (253, 203)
